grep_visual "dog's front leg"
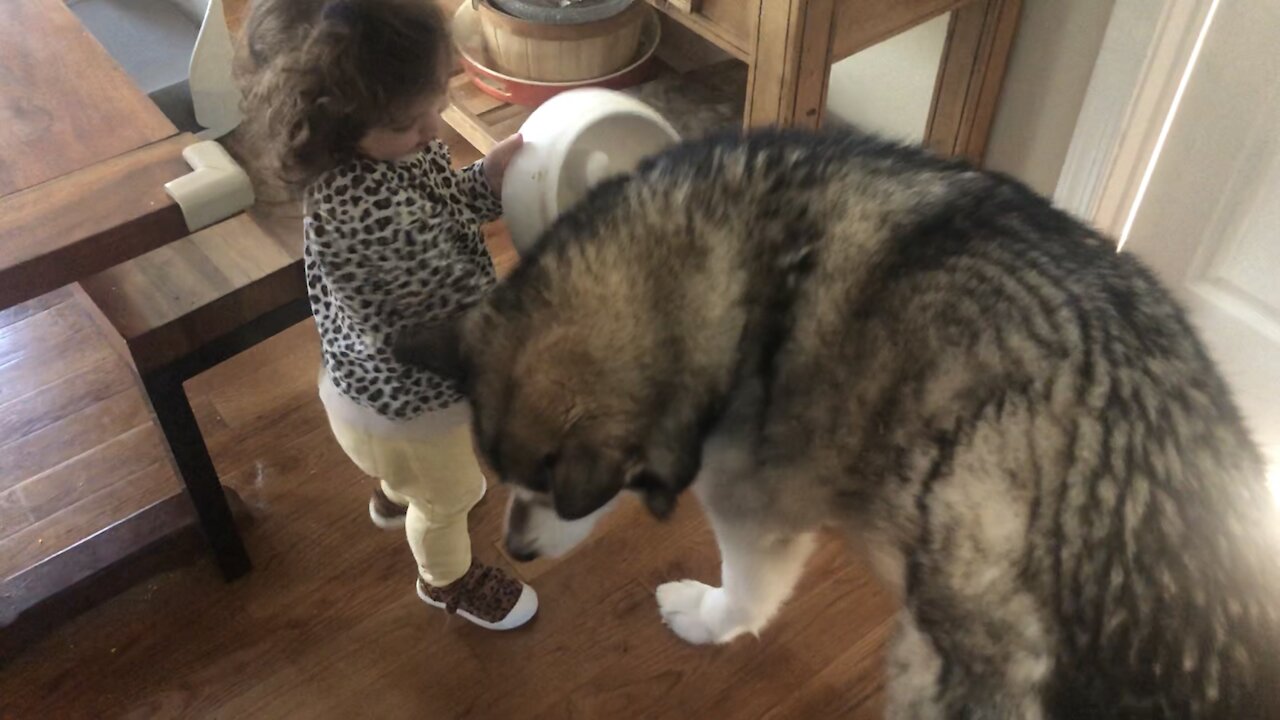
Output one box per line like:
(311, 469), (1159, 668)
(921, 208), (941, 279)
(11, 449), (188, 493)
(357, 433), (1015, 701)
(657, 520), (816, 645)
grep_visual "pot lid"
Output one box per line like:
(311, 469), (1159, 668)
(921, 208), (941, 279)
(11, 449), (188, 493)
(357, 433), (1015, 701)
(487, 0), (637, 25)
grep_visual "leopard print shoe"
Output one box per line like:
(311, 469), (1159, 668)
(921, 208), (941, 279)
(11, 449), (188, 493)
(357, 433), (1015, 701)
(417, 562), (538, 631)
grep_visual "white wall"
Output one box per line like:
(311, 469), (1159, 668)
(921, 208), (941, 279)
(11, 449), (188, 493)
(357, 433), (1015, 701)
(984, 0), (1116, 195)
(826, 0), (1116, 197)
(826, 13), (950, 143)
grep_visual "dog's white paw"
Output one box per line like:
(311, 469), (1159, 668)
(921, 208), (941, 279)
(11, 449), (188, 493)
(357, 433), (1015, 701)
(657, 580), (719, 644)
(657, 579), (744, 645)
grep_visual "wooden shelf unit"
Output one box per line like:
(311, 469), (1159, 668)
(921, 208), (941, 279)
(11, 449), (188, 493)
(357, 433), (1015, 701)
(446, 57), (749, 153)
(443, 73), (533, 154)
(443, 0), (1020, 163)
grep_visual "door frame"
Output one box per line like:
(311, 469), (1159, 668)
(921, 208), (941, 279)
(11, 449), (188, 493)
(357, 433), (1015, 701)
(1053, 0), (1219, 242)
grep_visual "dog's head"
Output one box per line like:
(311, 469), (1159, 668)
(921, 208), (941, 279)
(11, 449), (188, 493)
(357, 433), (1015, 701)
(393, 274), (708, 560)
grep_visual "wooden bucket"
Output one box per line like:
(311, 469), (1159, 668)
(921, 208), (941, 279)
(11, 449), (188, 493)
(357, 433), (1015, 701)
(475, 0), (649, 83)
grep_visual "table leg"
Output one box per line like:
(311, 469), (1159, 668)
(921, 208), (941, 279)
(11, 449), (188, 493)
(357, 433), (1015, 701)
(142, 370), (252, 581)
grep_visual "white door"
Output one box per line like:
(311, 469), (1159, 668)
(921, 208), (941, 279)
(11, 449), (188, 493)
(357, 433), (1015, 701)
(1118, 0), (1280, 499)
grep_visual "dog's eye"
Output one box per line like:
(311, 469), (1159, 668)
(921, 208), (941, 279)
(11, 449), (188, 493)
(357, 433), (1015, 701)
(531, 453), (557, 493)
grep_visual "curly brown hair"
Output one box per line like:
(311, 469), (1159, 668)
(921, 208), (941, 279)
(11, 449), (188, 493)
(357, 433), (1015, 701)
(236, 0), (452, 192)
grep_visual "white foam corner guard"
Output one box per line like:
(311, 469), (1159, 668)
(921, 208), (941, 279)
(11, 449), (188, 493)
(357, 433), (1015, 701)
(164, 140), (255, 232)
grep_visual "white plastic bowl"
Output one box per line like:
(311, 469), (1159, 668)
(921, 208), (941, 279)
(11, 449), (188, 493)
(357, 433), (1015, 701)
(501, 88), (680, 254)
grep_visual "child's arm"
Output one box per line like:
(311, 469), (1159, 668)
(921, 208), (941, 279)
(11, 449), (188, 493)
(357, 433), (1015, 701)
(449, 134), (523, 225)
(454, 159), (503, 224)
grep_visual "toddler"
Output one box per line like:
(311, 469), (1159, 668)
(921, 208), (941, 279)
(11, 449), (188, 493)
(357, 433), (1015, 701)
(239, 0), (534, 630)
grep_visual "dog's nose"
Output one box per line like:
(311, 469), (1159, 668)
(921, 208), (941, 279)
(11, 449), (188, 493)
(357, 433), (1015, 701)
(505, 538), (539, 563)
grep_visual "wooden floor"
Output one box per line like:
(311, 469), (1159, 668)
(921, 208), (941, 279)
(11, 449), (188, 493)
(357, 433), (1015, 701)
(1, 315), (896, 718)
(0, 133), (894, 717)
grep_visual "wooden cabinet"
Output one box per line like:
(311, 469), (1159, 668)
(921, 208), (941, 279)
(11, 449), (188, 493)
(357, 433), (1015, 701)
(444, 0), (1021, 165)
(648, 0), (758, 59)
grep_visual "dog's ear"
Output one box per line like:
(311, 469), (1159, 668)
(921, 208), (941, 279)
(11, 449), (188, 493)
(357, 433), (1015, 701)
(625, 428), (704, 520)
(627, 468), (679, 520)
(551, 441), (627, 520)
(392, 319), (466, 382)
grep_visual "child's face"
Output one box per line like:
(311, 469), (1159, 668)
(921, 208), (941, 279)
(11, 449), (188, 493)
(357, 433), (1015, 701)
(358, 93), (447, 162)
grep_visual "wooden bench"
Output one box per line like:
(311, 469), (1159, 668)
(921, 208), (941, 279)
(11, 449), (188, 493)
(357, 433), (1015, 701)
(78, 207), (310, 580)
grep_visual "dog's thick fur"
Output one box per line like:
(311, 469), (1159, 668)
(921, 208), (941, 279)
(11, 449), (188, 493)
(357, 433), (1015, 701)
(397, 130), (1280, 718)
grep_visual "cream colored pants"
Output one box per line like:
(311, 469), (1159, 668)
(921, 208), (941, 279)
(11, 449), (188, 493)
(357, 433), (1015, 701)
(327, 417), (486, 587)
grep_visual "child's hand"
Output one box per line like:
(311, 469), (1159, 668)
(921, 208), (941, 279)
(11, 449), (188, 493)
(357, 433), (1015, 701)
(483, 134), (523, 194)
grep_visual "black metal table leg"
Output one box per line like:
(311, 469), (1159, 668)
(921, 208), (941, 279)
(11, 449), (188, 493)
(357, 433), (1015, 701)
(141, 371), (251, 581)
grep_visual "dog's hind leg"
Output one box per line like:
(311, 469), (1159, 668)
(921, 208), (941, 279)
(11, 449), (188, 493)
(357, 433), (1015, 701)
(657, 517), (816, 645)
(885, 610), (946, 720)
(885, 604), (1051, 720)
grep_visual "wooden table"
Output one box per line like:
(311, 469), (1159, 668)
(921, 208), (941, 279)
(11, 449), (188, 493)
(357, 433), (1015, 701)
(0, 0), (242, 652)
(0, 0), (194, 310)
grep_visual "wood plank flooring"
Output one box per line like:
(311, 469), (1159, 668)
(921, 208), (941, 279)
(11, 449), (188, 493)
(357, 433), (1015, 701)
(0, 129), (893, 718)
(2, 341), (894, 716)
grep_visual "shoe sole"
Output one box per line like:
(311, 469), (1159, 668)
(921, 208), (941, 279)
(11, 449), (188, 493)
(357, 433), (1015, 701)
(417, 579), (538, 631)
(369, 499), (407, 530)
(369, 481), (487, 531)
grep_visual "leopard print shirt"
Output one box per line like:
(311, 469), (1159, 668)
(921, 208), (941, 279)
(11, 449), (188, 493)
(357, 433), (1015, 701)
(303, 140), (500, 420)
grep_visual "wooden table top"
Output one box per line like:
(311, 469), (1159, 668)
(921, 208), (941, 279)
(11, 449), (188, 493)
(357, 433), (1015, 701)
(0, 0), (192, 310)
(0, 0), (177, 197)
